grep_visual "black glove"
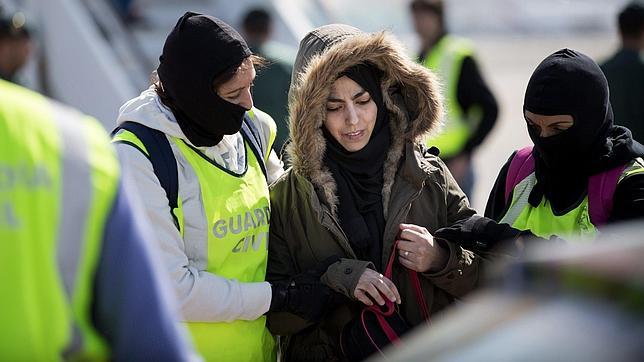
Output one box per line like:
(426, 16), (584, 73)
(268, 256), (340, 322)
(434, 215), (538, 254)
(269, 272), (332, 322)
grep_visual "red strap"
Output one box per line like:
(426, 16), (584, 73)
(384, 239), (398, 280)
(409, 269), (430, 321)
(383, 240), (431, 322)
(361, 311), (385, 355)
(367, 299), (396, 316)
(362, 309), (401, 354)
(375, 312), (402, 346)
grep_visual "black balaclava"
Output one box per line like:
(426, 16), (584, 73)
(323, 63), (391, 270)
(524, 48), (644, 212)
(157, 12), (251, 147)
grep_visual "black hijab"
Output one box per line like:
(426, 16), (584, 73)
(157, 12), (251, 147)
(524, 48), (644, 212)
(323, 63), (391, 270)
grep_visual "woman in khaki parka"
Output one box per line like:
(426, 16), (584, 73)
(266, 24), (481, 361)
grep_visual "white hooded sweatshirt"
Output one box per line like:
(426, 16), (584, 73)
(114, 87), (284, 322)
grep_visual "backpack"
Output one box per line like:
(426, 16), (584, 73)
(112, 114), (268, 229)
(504, 146), (627, 226)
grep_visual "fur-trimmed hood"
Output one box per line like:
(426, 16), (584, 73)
(286, 24), (443, 215)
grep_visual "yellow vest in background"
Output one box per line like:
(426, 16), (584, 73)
(0, 80), (118, 360)
(423, 35), (477, 158)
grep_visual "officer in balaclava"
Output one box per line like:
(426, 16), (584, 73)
(486, 48), (644, 240)
(112, 12), (334, 361)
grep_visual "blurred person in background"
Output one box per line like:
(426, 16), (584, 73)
(0, 79), (194, 360)
(486, 49), (644, 241)
(410, 0), (498, 199)
(601, 1), (644, 145)
(112, 12), (326, 361)
(267, 24), (482, 361)
(110, 0), (144, 25)
(0, 11), (32, 85)
(241, 7), (292, 155)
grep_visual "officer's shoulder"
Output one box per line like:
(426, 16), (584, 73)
(444, 34), (472, 46)
(418, 144), (442, 162)
(250, 107), (276, 128)
(269, 167), (292, 190)
(413, 143), (444, 174)
(619, 157), (644, 184)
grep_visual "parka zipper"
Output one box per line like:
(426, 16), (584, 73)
(321, 209), (357, 258)
(319, 179), (427, 262)
(382, 181), (426, 267)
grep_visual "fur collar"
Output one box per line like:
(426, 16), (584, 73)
(286, 32), (443, 216)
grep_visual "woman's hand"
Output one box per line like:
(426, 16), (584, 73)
(353, 269), (401, 306)
(396, 223), (448, 273)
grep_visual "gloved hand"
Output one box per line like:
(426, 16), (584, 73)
(269, 272), (332, 322)
(434, 215), (540, 254)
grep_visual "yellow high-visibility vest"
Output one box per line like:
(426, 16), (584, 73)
(0, 79), (118, 360)
(422, 35), (477, 158)
(112, 109), (276, 361)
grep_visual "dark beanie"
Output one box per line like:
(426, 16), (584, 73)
(157, 12), (252, 145)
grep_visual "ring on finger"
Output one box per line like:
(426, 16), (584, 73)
(404, 251), (410, 257)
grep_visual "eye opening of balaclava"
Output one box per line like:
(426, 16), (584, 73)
(157, 12), (252, 147)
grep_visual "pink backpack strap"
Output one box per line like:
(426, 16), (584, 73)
(588, 164), (628, 226)
(504, 146), (536, 203)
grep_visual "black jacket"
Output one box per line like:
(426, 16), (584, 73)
(601, 48), (644, 145)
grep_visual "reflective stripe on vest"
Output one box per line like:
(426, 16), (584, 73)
(422, 35), (475, 158)
(501, 157), (644, 240)
(499, 173), (596, 240)
(174, 137), (275, 361)
(619, 157), (644, 182)
(248, 108), (277, 163)
(112, 128), (186, 235)
(0, 80), (117, 359)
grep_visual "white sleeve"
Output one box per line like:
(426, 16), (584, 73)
(267, 150), (285, 184)
(115, 142), (272, 323)
(251, 108), (285, 183)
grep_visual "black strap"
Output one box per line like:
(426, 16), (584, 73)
(112, 122), (180, 228)
(240, 114), (268, 180)
(112, 116), (268, 230)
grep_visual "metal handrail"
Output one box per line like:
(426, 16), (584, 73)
(80, 0), (152, 90)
